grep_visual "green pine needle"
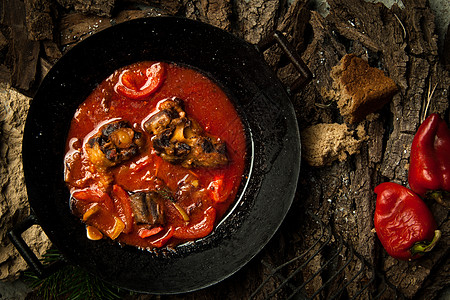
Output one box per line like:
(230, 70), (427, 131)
(157, 187), (176, 202)
(23, 248), (133, 299)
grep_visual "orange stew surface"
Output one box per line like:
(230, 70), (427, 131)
(64, 61), (246, 249)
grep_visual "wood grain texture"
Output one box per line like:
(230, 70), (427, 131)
(0, 0), (448, 298)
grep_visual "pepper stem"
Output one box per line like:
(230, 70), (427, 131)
(410, 230), (442, 256)
(427, 190), (450, 208)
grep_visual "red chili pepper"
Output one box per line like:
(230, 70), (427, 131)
(115, 62), (166, 100)
(408, 113), (450, 207)
(111, 185), (134, 234)
(173, 206), (216, 239)
(374, 182), (441, 260)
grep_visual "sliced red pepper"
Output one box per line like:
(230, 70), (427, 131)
(130, 156), (151, 173)
(137, 226), (164, 239)
(408, 113), (450, 207)
(149, 226), (174, 248)
(374, 182), (441, 260)
(72, 189), (103, 202)
(100, 192), (115, 212)
(173, 206), (216, 239)
(208, 176), (228, 203)
(116, 63), (166, 100)
(72, 188), (115, 211)
(111, 185), (134, 234)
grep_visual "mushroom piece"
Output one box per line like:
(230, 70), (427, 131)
(85, 120), (145, 171)
(128, 191), (165, 225)
(143, 97), (228, 168)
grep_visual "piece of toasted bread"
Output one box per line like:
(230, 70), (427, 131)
(301, 123), (367, 167)
(331, 54), (398, 124)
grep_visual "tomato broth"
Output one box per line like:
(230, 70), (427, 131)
(64, 61), (247, 249)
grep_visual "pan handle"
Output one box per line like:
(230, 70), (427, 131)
(257, 30), (312, 93)
(8, 214), (65, 278)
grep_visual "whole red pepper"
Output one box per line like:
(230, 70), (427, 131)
(374, 182), (441, 260)
(408, 113), (450, 207)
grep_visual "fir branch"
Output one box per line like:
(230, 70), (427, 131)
(23, 247), (132, 299)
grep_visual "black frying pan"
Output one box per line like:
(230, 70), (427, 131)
(9, 17), (311, 293)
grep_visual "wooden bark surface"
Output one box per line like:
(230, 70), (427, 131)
(0, 0), (449, 298)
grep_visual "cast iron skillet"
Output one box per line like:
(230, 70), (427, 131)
(9, 17), (311, 293)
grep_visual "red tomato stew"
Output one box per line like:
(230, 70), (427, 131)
(64, 61), (247, 250)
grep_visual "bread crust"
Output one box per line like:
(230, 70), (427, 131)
(331, 54), (398, 124)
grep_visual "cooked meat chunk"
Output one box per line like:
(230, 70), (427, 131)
(85, 121), (145, 170)
(143, 97), (228, 168)
(188, 137), (228, 167)
(144, 100), (186, 134)
(129, 191), (165, 225)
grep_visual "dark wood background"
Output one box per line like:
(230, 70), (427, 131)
(0, 0), (449, 299)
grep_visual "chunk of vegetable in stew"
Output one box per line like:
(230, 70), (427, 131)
(115, 62), (166, 100)
(64, 61), (246, 250)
